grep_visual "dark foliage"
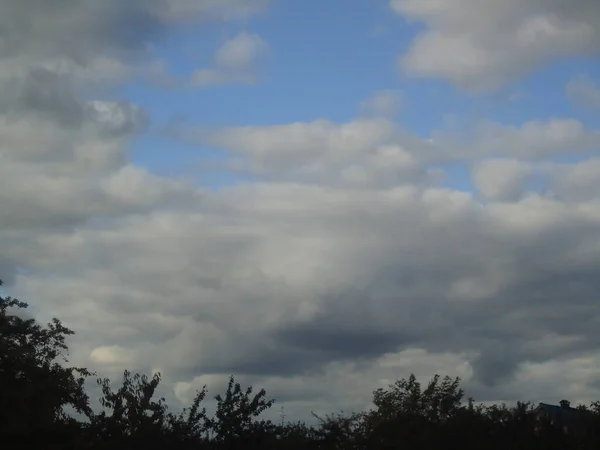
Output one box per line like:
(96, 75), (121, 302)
(0, 280), (92, 449)
(2, 279), (600, 449)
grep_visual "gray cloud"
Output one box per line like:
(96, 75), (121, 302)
(11, 184), (600, 398)
(471, 159), (532, 202)
(548, 159), (600, 201)
(0, 0), (270, 60)
(4, 67), (84, 125)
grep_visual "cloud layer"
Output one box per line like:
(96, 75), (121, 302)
(1, 0), (600, 423)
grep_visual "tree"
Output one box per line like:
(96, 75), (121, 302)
(166, 384), (210, 445)
(0, 279), (92, 446)
(91, 370), (169, 446)
(372, 374), (464, 423)
(365, 374), (465, 450)
(207, 375), (275, 447)
(311, 410), (368, 450)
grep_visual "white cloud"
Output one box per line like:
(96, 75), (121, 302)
(179, 117), (600, 182)
(438, 118), (600, 160)
(203, 119), (397, 161)
(359, 90), (404, 117)
(90, 345), (139, 368)
(86, 101), (149, 135)
(191, 32), (269, 87)
(390, 0), (600, 90)
(472, 159), (532, 202)
(215, 32), (269, 69)
(179, 118), (434, 187)
(566, 74), (600, 108)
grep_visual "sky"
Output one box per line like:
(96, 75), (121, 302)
(1, 0), (600, 422)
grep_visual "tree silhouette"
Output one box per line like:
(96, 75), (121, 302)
(91, 370), (169, 447)
(207, 375), (276, 448)
(0, 279), (91, 447)
(166, 384), (210, 445)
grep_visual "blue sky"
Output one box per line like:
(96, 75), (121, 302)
(120, 0), (600, 196)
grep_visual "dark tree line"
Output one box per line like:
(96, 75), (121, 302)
(2, 280), (600, 450)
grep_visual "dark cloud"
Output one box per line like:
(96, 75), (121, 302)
(222, 347), (325, 377)
(13, 68), (84, 125)
(0, 0), (161, 61)
(276, 325), (403, 362)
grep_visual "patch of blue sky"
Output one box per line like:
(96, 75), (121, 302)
(488, 58), (600, 127)
(434, 162), (474, 193)
(119, 0), (600, 192)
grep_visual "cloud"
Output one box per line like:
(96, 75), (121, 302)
(3, 0), (600, 424)
(90, 345), (139, 368)
(109, 115), (600, 401)
(177, 117), (600, 184)
(471, 159), (532, 202)
(0, 0), (269, 90)
(548, 158), (600, 202)
(390, 0), (600, 90)
(191, 32), (269, 87)
(437, 118), (600, 160)
(0, 0), (258, 286)
(201, 119), (398, 162)
(566, 74), (600, 108)
(359, 90), (404, 117)
(7, 111), (600, 415)
(10, 181), (600, 405)
(177, 118), (439, 187)
(215, 32), (269, 69)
